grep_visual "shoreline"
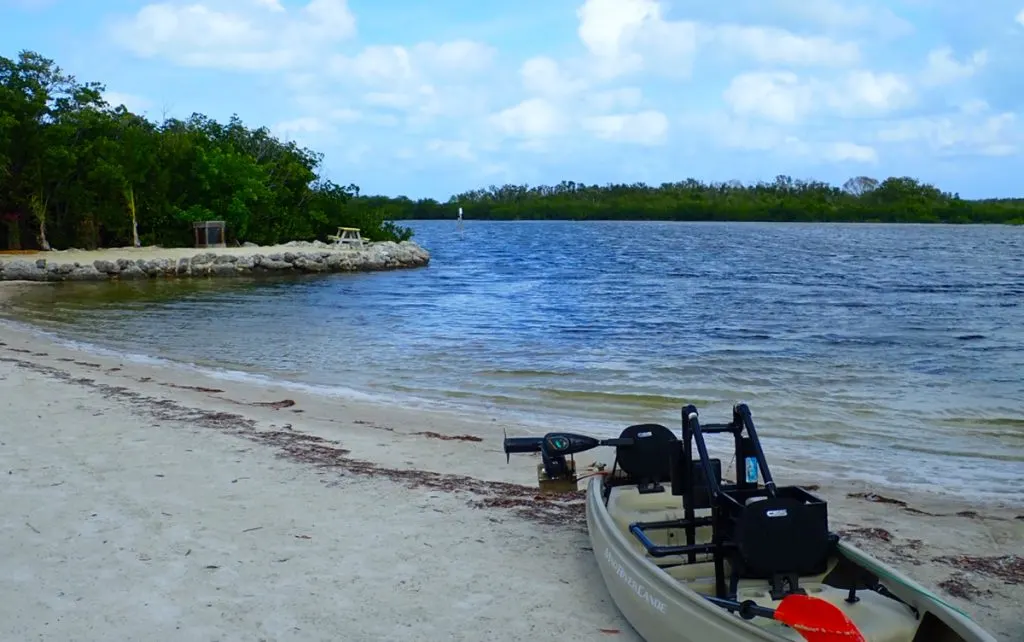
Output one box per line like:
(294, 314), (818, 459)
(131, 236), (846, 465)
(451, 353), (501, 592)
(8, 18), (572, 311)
(0, 240), (430, 282)
(3, 297), (1018, 510)
(0, 319), (1021, 639)
(402, 218), (1024, 226)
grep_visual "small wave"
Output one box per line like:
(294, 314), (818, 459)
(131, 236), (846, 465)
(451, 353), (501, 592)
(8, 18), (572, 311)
(937, 416), (1024, 431)
(476, 368), (572, 378)
(389, 385), (533, 407)
(531, 387), (701, 408)
(888, 442), (1024, 462)
(0, 318), (392, 404)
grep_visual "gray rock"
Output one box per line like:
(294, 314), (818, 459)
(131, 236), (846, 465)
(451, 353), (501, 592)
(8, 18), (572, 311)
(94, 260), (119, 274)
(3, 260), (47, 281)
(1, 241), (431, 282)
(118, 264), (146, 280)
(293, 256), (327, 272)
(67, 265), (104, 281)
(211, 263), (239, 276)
(259, 259), (291, 270)
(143, 259), (169, 276)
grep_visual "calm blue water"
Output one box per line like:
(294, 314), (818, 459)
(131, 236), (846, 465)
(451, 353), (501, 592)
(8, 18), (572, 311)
(6, 221), (1024, 502)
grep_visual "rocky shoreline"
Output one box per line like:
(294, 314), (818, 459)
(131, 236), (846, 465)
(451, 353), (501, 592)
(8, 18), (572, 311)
(0, 240), (430, 282)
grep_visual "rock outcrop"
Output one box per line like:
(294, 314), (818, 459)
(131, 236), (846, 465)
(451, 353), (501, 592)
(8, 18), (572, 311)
(0, 241), (430, 282)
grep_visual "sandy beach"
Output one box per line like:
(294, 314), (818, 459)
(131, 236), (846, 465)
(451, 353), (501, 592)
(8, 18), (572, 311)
(0, 290), (1021, 640)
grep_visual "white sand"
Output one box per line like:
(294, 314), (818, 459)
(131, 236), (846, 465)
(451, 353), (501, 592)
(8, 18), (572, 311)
(0, 315), (1021, 641)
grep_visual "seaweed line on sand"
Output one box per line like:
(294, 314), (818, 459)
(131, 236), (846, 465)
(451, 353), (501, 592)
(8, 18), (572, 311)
(837, 525), (1024, 601)
(931, 554), (1024, 585)
(846, 491), (1005, 521)
(414, 431), (483, 442)
(0, 355), (585, 528)
(937, 574), (994, 601)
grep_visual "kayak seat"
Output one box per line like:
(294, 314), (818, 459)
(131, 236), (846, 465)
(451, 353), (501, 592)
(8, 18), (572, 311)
(614, 423), (679, 493)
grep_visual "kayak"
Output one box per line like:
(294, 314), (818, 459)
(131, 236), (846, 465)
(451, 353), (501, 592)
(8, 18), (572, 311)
(503, 403), (998, 642)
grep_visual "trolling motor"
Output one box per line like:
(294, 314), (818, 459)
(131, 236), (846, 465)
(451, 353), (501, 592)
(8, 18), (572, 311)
(503, 431), (633, 494)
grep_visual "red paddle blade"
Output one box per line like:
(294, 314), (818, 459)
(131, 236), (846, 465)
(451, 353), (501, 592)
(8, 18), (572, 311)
(775, 594), (867, 642)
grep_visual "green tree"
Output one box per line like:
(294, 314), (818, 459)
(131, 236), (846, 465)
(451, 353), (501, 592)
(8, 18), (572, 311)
(0, 49), (414, 251)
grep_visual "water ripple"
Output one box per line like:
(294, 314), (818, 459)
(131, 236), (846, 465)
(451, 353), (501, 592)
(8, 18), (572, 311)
(6, 221), (1024, 503)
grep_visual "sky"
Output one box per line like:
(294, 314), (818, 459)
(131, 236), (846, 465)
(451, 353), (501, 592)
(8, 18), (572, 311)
(2, 0), (1024, 201)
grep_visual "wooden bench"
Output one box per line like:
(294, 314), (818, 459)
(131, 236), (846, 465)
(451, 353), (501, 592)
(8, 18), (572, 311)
(326, 227), (363, 249)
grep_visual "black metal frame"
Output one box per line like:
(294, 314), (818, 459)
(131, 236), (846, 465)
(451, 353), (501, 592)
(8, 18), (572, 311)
(501, 404), (921, 628)
(625, 403), (835, 600)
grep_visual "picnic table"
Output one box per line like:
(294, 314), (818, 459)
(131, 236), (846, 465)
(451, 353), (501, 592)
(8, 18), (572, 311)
(326, 227), (363, 248)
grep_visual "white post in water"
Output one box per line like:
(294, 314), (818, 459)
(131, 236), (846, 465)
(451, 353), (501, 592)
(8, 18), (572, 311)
(457, 206), (464, 236)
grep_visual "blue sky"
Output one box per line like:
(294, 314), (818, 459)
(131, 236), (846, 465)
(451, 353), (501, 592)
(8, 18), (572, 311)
(2, 0), (1023, 201)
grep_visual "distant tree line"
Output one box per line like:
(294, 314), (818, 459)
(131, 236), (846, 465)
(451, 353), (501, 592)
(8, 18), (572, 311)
(392, 177), (1024, 224)
(2, 50), (1020, 254)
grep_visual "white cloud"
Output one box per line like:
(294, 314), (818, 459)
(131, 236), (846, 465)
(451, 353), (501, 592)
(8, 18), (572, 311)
(329, 40), (495, 85)
(416, 40), (497, 76)
(826, 141), (877, 163)
(831, 71), (915, 116)
(684, 112), (792, 151)
(316, 40), (496, 124)
(103, 91), (153, 114)
(576, 0), (699, 78)
(425, 139), (476, 161)
(271, 115), (336, 148)
(877, 101), (1019, 156)
(105, 0), (1022, 176)
(252, 0), (284, 12)
(272, 116), (329, 138)
(919, 47), (987, 87)
(723, 70), (914, 124)
(774, 0), (915, 38)
(709, 25), (860, 67)
(520, 56), (588, 98)
(329, 108), (361, 123)
(109, 0), (356, 71)
(489, 98), (566, 139)
(582, 110), (668, 145)
(1016, 8), (1024, 26)
(681, 111), (877, 163)
(331, 46), (416, 85)
(723, 72), (812, 124)
(496, 0), (866, 151)
(1, 0), (57, 9)
(572, 0), (861, 80)
(584, 87), (644, 111)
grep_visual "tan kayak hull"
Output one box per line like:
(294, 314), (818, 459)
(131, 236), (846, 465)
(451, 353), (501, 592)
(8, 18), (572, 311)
(585, 476), (998, 642)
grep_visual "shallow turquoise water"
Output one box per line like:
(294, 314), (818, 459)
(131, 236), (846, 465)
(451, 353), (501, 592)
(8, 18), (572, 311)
(6, 221), (1024, 502)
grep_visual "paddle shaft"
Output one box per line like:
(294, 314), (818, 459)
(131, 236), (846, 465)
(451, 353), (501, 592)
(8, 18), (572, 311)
(704, 595), (776, 620)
